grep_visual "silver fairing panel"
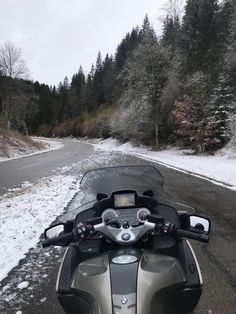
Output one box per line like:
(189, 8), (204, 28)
(137, 253), (186, 314)
(71, 254), (112, 314)
(70, 251), (187, 314)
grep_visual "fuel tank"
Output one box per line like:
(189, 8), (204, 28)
(57, 247), (201, 314)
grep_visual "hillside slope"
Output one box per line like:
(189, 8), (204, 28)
(0, 126), (45, 160)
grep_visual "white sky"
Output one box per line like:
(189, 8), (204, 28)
(0, 0), (171, 86)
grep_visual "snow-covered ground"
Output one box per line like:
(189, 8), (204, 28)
(0, 146), (115, 285)
(80, 138), (236, 191)
(0, 137), (64, 163)
(0, 175), (78, 282)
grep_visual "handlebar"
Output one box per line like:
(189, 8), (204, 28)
(165, 223), (209, 243)
(42, 232), (74, 248)
(176, 228), (209, 243)
(42, 220), (209, 248)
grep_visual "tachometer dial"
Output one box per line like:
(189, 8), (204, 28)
(137, 208), (151, 222)
(101, 209), (118, 223)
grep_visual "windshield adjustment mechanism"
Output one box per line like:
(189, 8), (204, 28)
(86, 217), (103, 225)
(147, 214), (164, 225)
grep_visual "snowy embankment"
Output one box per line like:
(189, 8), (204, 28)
(80, 138), (236, 191)
(0, 175), (78, 282)
(0, 137), (64, 163)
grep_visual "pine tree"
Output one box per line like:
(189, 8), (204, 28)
(93, 51), (104, 108)
(204, 74), (233, 150)
(85, 70), (95, 112)
(114, 28), (140, 100)
(162, 15), (181, 52)
(226, 0), (236, 94)
(70, 66), (86, 115)
(102, 54), (115, 103)
(139, 15), (156, 43)
(57, 77), (70, 121)
(181, 0), (221, 79)
(115, 28), (140, 71)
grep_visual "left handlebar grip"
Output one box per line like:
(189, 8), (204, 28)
(42, 232), (74, 248)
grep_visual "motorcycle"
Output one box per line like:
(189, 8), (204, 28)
(42, 165), (211, 314)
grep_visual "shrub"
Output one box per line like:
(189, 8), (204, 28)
(110, 99), (154, 145)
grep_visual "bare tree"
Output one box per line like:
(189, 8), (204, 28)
(0, 41), (30, 128)
(0, 41), (29, 79)
(159, 0), (184, 22)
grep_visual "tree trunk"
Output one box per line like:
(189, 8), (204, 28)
(1, 99), (5, 115)
(22, 121), (28, 136)
(153, 101), (160, 148)
(7, 96), (12, 130)
(7, 119), (11, 130)
(155, 123), (159, 147)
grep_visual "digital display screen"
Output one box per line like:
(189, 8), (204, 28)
(114, 193), (135, 208)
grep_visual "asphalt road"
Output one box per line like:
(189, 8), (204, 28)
(0, 138), (94, 194)
(0, 140), (236, 314)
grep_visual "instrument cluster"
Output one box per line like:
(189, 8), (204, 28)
(101, 207), (151, 226)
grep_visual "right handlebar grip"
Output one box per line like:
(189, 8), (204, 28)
(42, 232), (74, 248)
(176, 229), (209, 243)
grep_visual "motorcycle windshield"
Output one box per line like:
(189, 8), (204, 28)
(79, 165), (168, 204)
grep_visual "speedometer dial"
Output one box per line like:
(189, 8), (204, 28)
(137, 208), (151, 222)
(101, 209), (118, 223)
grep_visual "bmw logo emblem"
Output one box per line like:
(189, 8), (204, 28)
(121, 233), (131, 241)
(121, 297), (128, 304)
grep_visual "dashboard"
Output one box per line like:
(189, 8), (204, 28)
(100, 192), (151, 226)
(74, 190), (180, 228)
(101, 207), (151, 226)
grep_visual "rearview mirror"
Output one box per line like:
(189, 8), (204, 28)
(44, 223), (65, 239)
(189, 215), (211, 235)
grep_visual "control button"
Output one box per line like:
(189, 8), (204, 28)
(121, 233), (131, 241)
(189, 264), (195, 273)
(123, 221), (130, 229)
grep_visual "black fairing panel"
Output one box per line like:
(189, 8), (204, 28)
(162, 287), (202, 314)
(109, 259), (139, 295)
(57, 246), (80, 294)
(58, 294), (92, 314)
(152, 236), (177, 256)
(177, 240), (202, 288)
(155, 203), (180, 227)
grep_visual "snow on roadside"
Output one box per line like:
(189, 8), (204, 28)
(17, 281), (29, 290)
(80, 138), (236, 191)
(0, 174), (78, 282)
(0, 137), (64, 163)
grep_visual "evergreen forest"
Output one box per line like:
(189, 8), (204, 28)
(1, 0), (236, 153)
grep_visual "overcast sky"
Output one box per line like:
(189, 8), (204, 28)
(0, 0), (173, 86)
